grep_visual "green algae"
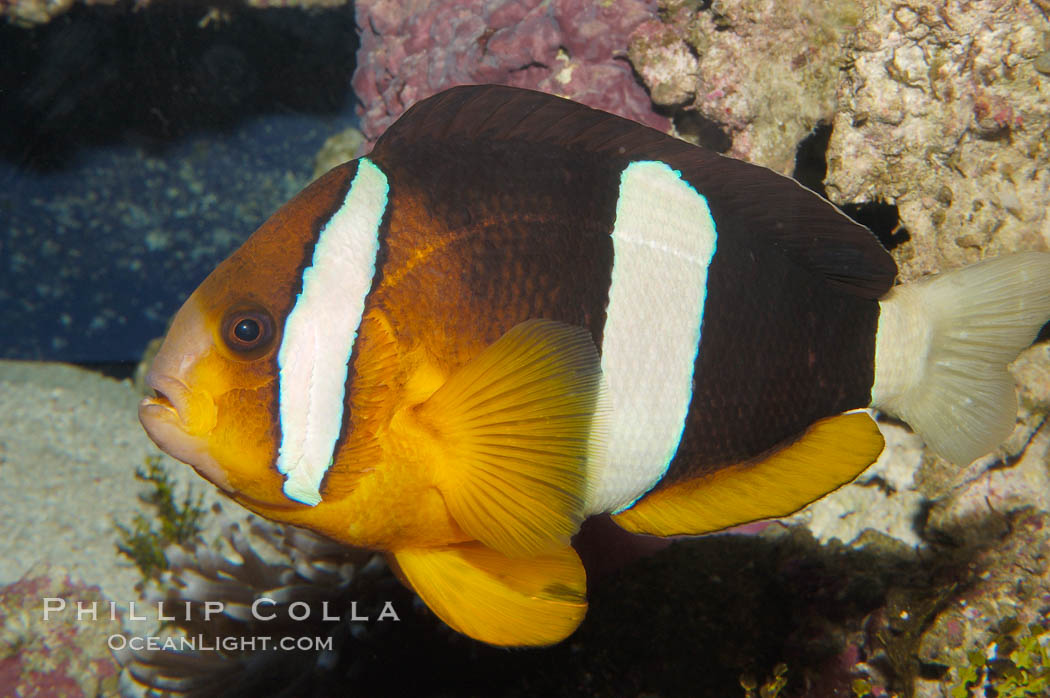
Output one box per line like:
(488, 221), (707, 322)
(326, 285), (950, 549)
(949, 618), (1050, 697)
(113, 455), (207, 580)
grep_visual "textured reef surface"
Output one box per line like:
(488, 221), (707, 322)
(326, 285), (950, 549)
(0, 564), (123, 696)
(629, 0), (862, 174)
(629, 0), (1050, 279)
(2, 0), (1050, 696)
(352, 0), (669, 142)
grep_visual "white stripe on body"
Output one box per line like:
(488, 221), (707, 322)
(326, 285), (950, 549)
(276, 159), (388, 505)
(587, 160), (718, 515)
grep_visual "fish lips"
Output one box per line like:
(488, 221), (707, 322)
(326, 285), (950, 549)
(139, 373), (234, 494)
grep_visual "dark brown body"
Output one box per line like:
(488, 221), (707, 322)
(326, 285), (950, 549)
(343, 85), (893, 492)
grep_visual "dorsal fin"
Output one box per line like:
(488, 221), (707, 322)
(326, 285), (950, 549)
(371, 85), (897, 299)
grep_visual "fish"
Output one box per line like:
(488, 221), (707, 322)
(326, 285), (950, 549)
(139, 84), (1050, 647)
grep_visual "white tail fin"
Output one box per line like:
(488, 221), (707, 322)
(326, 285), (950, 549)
(870, 252), (1050, 464)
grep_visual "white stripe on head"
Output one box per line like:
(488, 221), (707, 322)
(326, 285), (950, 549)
(587, 160), (718, 515)
(276, 158), (388, 505)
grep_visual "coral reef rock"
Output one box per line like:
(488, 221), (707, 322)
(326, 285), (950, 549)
(627, 0), (1050, 281)
(792, 343), (1050, 553)
(352, 0), (669, 143)
(0, 564), (122, 697)
(783, 363), (1050, 694)
(913, 511), (1050, 696)
(825, 0), (1050, 280)
(922, 404), (1050, 550)
(787, 419), (927, 550)
(628, 0), (864, 172)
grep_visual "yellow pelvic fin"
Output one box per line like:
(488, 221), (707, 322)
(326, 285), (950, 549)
(613, 411), (885, 536)
(411, 319), (604, 557)
(391, 542), (587, 647)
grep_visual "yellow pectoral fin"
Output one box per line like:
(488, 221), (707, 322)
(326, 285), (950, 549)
(410, 319), (605, 558)
(392, 542), (587, 647)
(613, 411), (886, 536)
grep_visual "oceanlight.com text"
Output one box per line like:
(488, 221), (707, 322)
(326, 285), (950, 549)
(108, 633), (335, 653)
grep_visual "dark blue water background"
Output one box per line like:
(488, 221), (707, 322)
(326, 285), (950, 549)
(0, 4), (359, 364)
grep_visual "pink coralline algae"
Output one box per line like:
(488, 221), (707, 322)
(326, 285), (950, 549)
(0, 564), (122, 697)
(352, 0), (669, 145)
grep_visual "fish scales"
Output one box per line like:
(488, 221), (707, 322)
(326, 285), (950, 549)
(369, 137), (618, 365)
(667, 236), (879, 485)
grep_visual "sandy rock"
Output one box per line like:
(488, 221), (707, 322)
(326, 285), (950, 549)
(923, 419), (1050, 549)
(825, 0), (1050, 280)
(787, 420), (927, 549)
(626, 0), (1050, 270)
(628, 14), (699, 109)
(0, 361), (236, 619)
(1015, 343), (1050, 414)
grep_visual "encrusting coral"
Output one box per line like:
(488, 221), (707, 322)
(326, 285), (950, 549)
(629, 0), (863, 173)
(0, 565), (122, 696)
(627, 0), (1050, 280)
(351, 0), (669, 144)
(824, 0), (1050, 281)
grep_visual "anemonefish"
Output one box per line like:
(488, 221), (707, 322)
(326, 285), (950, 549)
(139, 85), (1050, 647)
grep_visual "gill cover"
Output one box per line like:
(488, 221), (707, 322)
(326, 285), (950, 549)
(141, 160), (377, 509)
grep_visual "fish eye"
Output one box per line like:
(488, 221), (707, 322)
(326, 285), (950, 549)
(234, 318), (261, 342)
(221, 307), (276, 356)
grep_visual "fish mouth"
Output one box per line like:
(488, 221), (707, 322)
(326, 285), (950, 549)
(138, 372), (234, 494)
(141, 373), (188, 421)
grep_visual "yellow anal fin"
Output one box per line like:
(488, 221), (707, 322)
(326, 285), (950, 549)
(411, 319), (604, 558)
(613, 411), (885, 536)
(391, 542), (587, 647)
